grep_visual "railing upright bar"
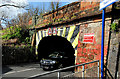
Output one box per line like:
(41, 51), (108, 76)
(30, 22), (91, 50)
(82, 65), (85, 79)
(58, 71), (60, 79)
(98, 61), (100, 79)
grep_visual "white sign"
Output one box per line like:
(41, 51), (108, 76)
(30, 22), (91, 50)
(83, 33), (94, 43)
(99, 0), (118, 10)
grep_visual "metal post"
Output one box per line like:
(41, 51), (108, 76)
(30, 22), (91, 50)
(98, 61), (99, 79)
(82, 65), (85, 79)
(58, 72), (60, 79)
(34, 14), (37, 56)
(101, 8), (105, 79)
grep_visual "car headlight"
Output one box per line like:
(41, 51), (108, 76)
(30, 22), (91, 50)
(50, 61), (56, 64)
(43, 61), (46, 63)
(52, 61), (56, 63)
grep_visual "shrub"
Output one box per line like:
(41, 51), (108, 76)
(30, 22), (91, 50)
(2, 46), (36, 65)
(111, 23), (118, 31)
(2, 25), (31, 44)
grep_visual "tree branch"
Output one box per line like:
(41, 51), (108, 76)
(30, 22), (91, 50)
(0, 4), (26, 8)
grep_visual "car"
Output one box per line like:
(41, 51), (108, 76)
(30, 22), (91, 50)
(40, 51), (71, 70)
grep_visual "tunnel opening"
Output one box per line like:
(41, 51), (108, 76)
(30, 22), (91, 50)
(38, 36), (75, 66)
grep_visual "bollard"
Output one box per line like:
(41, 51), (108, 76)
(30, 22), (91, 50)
(98, 61), (100, 79)
(82, 65), (85, 79)
(58, 71), (60, 79)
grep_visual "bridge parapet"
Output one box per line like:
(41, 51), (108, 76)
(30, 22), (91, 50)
(29, 1), (115, 29)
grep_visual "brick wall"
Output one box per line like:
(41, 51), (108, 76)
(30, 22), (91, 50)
(36, 2), (112, 28)
(76, 18), (111, 71)
(28, 1), (120, 28)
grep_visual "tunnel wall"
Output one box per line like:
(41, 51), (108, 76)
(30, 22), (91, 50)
(36, 25), (80, 63)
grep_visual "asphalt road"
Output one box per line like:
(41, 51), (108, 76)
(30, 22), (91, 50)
(2, 62), (74, 79)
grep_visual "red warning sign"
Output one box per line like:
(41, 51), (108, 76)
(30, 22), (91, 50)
(48, 28), (52, 35)
(48, 27), (57, 35)
(53, 27), (57, 35)
(83, 33), (94, 43)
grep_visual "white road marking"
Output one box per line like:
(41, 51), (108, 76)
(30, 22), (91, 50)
(4, 68), (36, 75)
(4, 71), (16, 75)
(29, 74), (41, 78)
(28, 71), (50, 78)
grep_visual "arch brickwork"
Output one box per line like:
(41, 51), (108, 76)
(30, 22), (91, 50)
(35, 25), (80, 60)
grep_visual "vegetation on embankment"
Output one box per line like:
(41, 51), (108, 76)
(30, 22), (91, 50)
(2, 26), (30, 44)
(2, 25), (37, 65)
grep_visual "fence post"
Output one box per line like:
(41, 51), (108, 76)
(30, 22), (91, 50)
(98, 61), (99, 79)
(58, 71), (60, 79)
(82, 65), (85, 79)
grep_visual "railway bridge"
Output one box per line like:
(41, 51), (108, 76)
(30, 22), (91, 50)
(30, 2), (120, 76)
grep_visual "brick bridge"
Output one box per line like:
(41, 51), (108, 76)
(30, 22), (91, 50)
(30, 1), (120, 77)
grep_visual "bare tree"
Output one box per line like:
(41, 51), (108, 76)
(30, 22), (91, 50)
(49, 1), (60, 11)
(8, 6), (43, 29)
(0, 0), (28, 28)
(0, 21), (3, 30)
(55, 1), (60, 10)
(49, 1), (60, 19)
(51, 2), (55, 11)
(0, 4), (26, 8)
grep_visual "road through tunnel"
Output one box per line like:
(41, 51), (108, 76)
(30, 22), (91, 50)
(37, 36), (75, 66)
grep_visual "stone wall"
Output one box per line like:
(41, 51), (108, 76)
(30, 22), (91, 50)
(106, 18), (120, 78)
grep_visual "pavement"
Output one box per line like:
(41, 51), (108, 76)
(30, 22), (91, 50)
(2, 62), (73, 79)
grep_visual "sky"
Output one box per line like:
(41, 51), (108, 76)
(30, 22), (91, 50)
(28, 2), (70, 13)
(0, 0), (78, 19)
(0, 0), (78, 28)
